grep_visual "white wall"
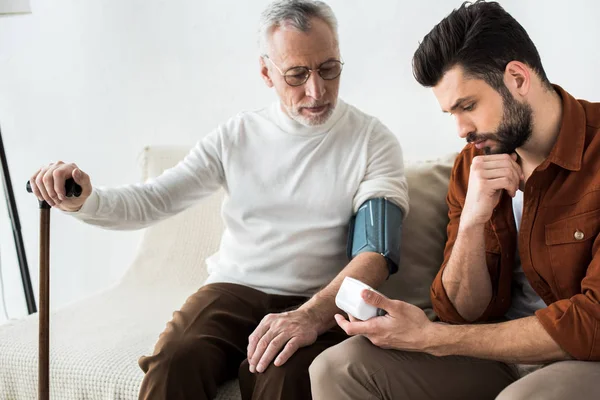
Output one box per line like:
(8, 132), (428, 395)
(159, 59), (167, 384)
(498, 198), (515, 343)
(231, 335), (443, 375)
(0, 0), (598, 324)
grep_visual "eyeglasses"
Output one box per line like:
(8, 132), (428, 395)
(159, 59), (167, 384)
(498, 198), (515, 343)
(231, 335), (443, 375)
(263, 55), (344, 87)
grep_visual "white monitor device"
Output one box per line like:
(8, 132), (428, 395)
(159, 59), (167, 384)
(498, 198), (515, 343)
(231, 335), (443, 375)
(335, 276), (385, 321)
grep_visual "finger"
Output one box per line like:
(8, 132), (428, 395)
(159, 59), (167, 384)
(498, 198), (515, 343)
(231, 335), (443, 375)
(29, 169), (43, 201)
(274, 337), (300, 367)
(348, 314), (359, 323)
(44, 164), (66, 205)
(488, 177), (519, 197)
(479, 167), (517, 180)
(479, 168), (521, 194)
(477, 154), (521, 173)
(256, 333), (288, 373)
(247, 319), (272, 361)
(475, 155), (523, 189)
(250, 329), (277, 370)
(361, 289), (393, 313)
(335, 314), (352, 334)
(72, 166), (91, 193)
(335, 313), (371, 336)
(35, 167), (54, 206)
(43, 163), (64, 203)
(477, 159), (518, 171)
(52, 163), (75, 201)
(506, 155), (524, 181)
(476, 154), (516, 162)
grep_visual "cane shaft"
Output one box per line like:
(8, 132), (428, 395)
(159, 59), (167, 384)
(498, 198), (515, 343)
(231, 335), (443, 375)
(39, 205), (50, 400)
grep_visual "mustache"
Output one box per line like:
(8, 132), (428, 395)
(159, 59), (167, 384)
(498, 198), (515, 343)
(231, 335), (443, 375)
(299, 102), (329, 109)
(466, 132), (496, 144)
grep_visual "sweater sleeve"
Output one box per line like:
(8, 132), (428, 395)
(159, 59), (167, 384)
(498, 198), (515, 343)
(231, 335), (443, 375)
(67, 127), (226, 230)
(352, 120), (409, 217)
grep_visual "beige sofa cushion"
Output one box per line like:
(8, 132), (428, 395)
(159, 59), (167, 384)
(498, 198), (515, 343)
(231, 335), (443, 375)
(378, 154), (457, 320)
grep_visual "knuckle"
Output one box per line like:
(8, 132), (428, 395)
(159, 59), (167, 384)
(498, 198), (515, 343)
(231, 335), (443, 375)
(42, 172), (53, 184)
(257, 339), (268, 351)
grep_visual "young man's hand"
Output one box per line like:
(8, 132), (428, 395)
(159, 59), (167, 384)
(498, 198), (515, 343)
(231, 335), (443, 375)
(461, 153), (523, 228)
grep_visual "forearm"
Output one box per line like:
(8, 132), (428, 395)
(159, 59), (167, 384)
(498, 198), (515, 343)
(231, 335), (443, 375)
(442, 223), (492, 321)
(71, 145), (223, 230)
(428, 316), (570, 364)
(299, 252), (388, 334)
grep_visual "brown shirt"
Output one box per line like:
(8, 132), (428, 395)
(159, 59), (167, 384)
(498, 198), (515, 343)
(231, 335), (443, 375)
(430, 85), (600, 361)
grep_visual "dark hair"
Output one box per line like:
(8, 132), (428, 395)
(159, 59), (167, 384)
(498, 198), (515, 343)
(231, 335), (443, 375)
(412, 1), (551, 91)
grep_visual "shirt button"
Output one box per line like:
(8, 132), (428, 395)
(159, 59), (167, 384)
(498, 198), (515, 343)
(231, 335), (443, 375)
(574, 230), (585, 240)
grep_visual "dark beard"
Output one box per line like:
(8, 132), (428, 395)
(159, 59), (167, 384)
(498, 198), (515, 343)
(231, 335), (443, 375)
(467, 89), (534, 155)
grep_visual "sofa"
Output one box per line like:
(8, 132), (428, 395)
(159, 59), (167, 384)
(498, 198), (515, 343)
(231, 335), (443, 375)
(0, 145), (456, 399)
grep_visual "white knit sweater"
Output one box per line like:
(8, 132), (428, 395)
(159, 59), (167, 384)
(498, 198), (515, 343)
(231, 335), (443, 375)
(71, 100), (409, 296)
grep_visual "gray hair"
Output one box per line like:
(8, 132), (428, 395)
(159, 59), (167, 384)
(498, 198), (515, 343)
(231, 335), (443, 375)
(258, 0), (339, 55)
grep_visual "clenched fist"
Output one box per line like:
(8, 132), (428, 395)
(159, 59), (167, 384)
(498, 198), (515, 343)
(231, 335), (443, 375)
(29, 161), (92, 212)
(461, 153), (523, 227)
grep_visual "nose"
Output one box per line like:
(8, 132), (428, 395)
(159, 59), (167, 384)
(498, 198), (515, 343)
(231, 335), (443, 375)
(455, 114), (475, 139)
(304, 72), (325, 100)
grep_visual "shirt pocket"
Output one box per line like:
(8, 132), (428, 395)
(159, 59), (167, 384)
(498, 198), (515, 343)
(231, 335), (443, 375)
(544, 209), (600, 290)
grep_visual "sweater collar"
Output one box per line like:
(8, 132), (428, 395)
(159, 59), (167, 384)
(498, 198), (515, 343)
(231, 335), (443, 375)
(272, 98), (347, 136)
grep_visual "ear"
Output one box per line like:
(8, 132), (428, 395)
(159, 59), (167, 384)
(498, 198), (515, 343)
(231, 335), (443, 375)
(504, 61), (531, 97)
(260, 56), (274, 88)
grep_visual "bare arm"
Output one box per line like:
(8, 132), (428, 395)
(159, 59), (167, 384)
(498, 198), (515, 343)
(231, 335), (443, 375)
(299, 252), (389, 333)
(247, 252), (388, 373)
(337, 292), (570, 365)
(441, 223), (491, 321)
(430, 316), (570, 364)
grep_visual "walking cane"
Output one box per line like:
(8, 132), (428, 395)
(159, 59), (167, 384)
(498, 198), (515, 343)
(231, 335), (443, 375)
(25, 179), (82, 400)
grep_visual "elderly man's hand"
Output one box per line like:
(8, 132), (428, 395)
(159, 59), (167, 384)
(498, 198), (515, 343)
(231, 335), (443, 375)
(247, 309), (320, 373)
(335, 289), (435, 352)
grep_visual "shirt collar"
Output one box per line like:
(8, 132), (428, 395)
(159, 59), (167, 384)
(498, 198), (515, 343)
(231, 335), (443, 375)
(539, 84), (587, 172)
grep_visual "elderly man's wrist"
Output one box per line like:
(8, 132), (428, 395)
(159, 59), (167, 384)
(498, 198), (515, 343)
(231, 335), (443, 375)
(299, 305), (330, 332)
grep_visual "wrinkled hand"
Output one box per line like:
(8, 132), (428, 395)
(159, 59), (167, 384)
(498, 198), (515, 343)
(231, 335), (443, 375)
(335, 289), (433, 351)
(29, 161), (92, 211)
(462, 153), (523, 227)
(247, 309), (320, 373)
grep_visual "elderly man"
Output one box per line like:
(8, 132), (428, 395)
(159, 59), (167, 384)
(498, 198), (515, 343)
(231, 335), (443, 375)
(29, 1), (408, 399)
(310, 1), (600, 399)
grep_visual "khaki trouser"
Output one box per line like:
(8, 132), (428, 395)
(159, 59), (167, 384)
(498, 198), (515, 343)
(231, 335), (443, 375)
(138, 282), (347, 400)
(310, 335), (600, 400)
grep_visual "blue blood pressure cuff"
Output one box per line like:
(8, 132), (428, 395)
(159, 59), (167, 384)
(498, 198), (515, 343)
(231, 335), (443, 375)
(347, 198), (403, 276)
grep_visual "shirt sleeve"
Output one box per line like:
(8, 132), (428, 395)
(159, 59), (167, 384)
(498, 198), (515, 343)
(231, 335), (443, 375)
(535, 246), (600, 360)
(67, 126), (226, 230)
(352, 120), (409, 217)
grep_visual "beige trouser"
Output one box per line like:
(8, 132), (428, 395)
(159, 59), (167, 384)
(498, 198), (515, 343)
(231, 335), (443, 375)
(309, 336), (600, 400)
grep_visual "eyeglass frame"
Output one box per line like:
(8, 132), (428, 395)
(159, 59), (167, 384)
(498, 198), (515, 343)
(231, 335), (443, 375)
(262, 55), (345, 87)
